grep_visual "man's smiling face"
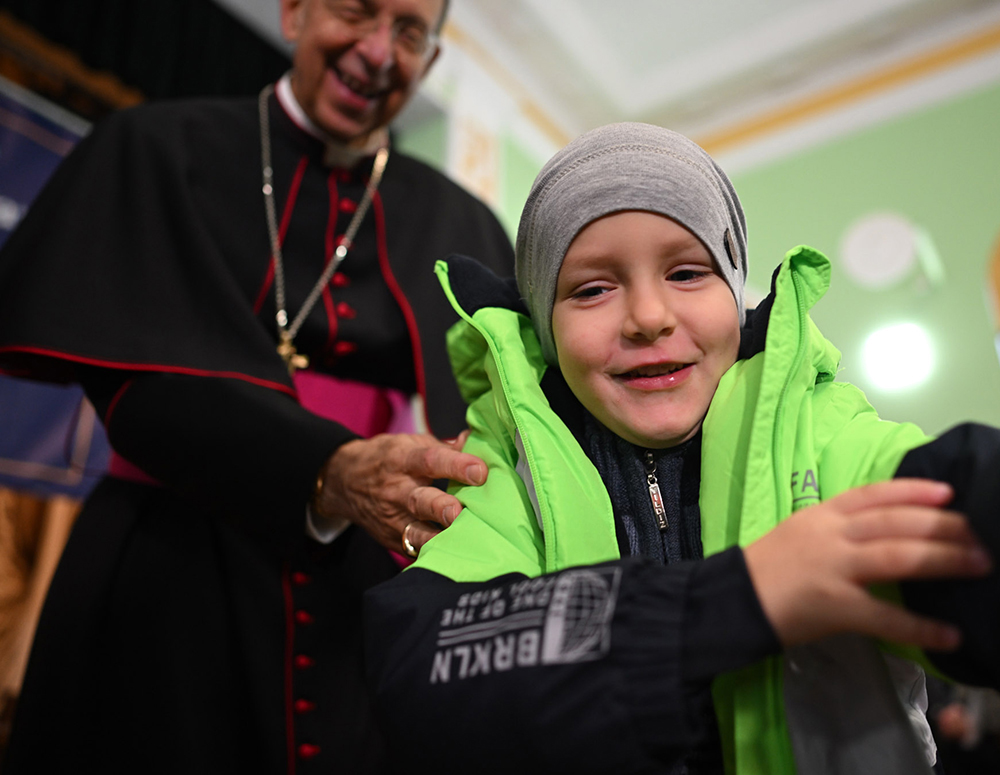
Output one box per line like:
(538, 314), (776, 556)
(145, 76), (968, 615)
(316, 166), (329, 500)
(281, 0), (443, 145)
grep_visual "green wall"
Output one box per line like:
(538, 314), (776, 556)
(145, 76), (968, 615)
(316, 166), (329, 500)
(498, 133), (543, 240)
(395, 113), (447, 171)
(730, 80), (1000, 435)
(396, 114), (544, 243)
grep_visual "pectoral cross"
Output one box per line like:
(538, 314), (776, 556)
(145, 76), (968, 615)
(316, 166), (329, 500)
(277, 334), (309, 374)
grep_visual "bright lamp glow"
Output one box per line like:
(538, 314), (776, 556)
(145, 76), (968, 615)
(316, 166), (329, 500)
(862, 323), (934, 392)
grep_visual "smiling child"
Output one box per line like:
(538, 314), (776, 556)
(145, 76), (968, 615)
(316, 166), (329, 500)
(365, 122), (1000, 775)
(551, 211), (741, 451)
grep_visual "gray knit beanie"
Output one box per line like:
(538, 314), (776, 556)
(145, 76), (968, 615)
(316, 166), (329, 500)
(515, 122), (748, 366)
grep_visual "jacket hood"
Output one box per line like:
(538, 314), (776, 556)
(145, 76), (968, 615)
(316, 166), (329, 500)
(437, 256), (540, 408)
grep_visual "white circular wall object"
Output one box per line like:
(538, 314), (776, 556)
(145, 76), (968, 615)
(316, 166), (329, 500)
(862, 322), (934, 392)
(840, 213), (918, 289)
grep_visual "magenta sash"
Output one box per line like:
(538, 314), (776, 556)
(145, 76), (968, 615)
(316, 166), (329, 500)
(291, 370), (417, 436)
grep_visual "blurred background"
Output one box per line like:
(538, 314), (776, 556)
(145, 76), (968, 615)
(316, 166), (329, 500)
(388, 0), (1000, 438)
(3, 0), (1000, 435)
(1, 0), (1000, 763)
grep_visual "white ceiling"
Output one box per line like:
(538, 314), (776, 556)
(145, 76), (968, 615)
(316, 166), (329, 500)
(215, 0), (1000, 141)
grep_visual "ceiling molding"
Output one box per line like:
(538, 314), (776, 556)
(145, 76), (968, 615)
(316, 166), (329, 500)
(699, 17), (1000, 155)
(528, 0), (922, 116)
(442, 22), (572, 147)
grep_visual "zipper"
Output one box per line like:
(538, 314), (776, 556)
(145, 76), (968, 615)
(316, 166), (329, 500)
(644, 451), (668, 531)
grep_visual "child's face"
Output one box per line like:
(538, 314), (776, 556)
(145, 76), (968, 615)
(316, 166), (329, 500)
(551, 210), (740, 449)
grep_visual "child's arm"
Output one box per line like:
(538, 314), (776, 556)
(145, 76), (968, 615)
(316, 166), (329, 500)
(365, 548), (778, 773)
(744, 477), (987, 650)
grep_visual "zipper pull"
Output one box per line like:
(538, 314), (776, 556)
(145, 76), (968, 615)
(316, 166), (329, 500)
(644, 451), (668, 531)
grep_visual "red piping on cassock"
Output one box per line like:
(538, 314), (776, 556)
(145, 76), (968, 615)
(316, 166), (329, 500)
(0, 346), (296, 398)
(371, 191), (430, 433)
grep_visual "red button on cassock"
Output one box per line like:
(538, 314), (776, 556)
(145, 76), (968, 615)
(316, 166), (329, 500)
(333, 341), (357, 356)
(295, 610), (315, 625)
(339, 199), (357, 214)
(294, 654), (315, 669)
(335, 302), (356, 320)
(291, 571), (311, 586)
(294, 699), (317, 714)
(331, 272), (350, 288)
(298, 743), (321, 760)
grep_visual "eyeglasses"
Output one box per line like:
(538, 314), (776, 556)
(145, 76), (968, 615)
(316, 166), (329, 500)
(324, 0), (440, 61)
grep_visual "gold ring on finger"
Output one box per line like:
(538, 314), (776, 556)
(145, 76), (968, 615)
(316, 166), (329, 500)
(402, 521), (419, 558)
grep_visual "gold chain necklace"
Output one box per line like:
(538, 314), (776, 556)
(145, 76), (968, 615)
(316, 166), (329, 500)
(258, 84), (390, 374)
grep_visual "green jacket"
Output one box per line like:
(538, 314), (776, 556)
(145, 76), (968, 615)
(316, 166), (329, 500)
(415, 245), (932, 773)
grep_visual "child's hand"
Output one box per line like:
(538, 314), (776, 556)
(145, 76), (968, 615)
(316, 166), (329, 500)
(743, 478), (992, 651)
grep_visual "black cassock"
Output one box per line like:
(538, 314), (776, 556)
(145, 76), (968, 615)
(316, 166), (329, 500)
(0, 92), (513, 774)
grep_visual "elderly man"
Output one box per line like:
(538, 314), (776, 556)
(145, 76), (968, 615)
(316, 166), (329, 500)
(0, 0), (512, 772)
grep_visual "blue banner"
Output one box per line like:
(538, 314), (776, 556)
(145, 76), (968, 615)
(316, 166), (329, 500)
(0, 76), (110, 498)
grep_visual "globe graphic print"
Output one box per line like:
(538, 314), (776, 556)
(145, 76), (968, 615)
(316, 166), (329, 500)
(543, 570), (615, 663)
